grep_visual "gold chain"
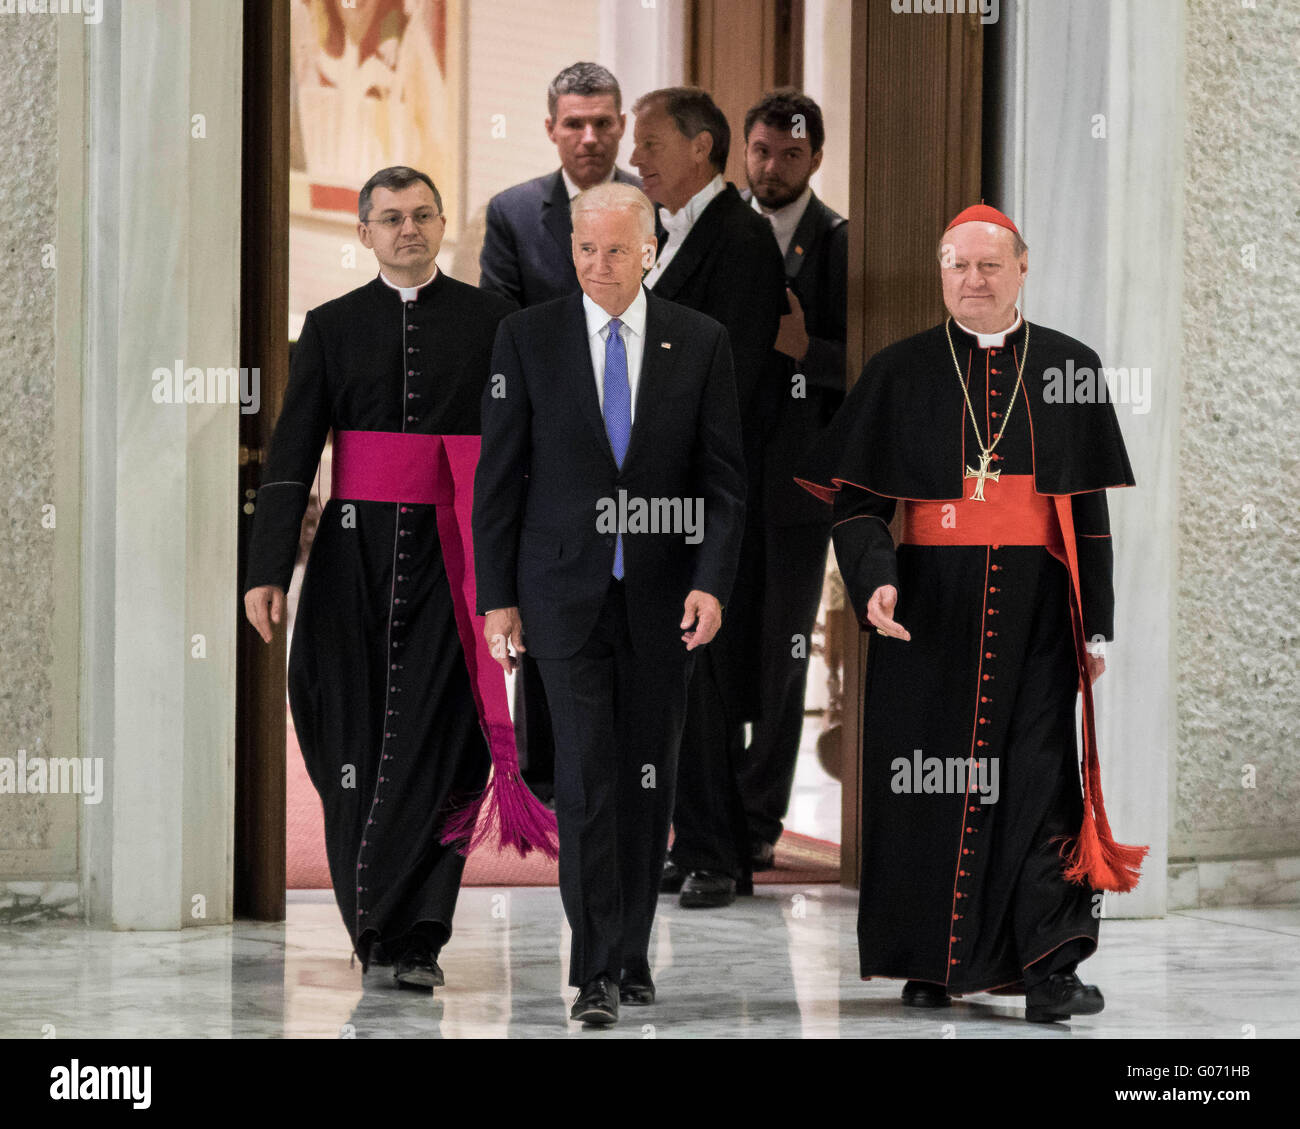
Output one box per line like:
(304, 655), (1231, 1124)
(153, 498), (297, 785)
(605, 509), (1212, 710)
(944, 317), (1030, 458)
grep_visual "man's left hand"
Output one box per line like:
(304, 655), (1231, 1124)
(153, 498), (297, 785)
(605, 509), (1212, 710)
(1085, 653), (1105, 683)
(774, 288), (809, 361)
(681, 590), (723, 650)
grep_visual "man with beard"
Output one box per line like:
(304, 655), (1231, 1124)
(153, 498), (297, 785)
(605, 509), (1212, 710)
(244, 166), (523, 990)
(738, 89), (848, 872)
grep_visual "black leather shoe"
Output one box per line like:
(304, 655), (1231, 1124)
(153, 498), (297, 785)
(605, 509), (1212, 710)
(571, 975), (619, 1025)
(901, 980), (952, 1008)
(1025, 972), (1104, 1023)
(679, 870), (736, 908)
(619, 972), (656, 1006)
(751, 840), (776, 871)
(660, 858), (686, 894)
(369, 941), (392, 968)
(393, 936), (444, 989)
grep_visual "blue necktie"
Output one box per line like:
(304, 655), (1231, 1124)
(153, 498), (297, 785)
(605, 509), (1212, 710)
(602, 317), (631, 579)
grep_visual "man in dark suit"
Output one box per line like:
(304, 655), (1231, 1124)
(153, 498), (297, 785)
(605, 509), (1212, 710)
(479, 62), (642, 805)
(473, 183), (746, 1026)
(479, 61), (643, 307)
(631, 86), (788, 908)
(737, 90), (849, 869)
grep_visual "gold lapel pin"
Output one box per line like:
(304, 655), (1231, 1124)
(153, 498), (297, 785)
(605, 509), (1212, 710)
(660, 342), (672, 349)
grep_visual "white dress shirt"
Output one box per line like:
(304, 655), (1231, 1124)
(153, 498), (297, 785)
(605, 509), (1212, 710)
(644, 173), (726, 289)
(583, 285), (647, 424)
(379, 266), (438, 302)
(561, 164), (616, 201)
(751, 183), (812, 258)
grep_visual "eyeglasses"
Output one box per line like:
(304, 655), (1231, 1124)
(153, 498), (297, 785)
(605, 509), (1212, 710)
(363, 210), (443, 230)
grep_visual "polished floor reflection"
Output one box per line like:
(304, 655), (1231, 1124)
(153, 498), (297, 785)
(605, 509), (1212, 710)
(4, 889), (1298, 1039)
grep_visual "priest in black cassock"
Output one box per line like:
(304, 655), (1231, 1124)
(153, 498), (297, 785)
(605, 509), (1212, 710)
(797, 205), (1146, 1024)
(243, 166), (517, 991)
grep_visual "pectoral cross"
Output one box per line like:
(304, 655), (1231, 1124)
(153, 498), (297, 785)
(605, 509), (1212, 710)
(964, 451), (1000, 501)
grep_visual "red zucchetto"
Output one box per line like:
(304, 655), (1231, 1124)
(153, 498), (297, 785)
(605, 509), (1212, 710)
(944, 204), (1021, 237)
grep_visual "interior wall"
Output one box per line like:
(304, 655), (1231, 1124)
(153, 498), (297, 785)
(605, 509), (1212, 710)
(1173, 0), (1300, 878)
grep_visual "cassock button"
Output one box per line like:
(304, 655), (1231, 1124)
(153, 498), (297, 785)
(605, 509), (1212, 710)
(407, 415), (416, 421)
(408, 369), (415, 376)
(407, 347), (415, 354)
(976, 739), (986, 747)
(991, 411), (1000, 418)
(408, 324), (416, 330)
(969, 805), (978, 812)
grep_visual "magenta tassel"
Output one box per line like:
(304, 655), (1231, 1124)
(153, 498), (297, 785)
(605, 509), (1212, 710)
(441, 768), (559, 861)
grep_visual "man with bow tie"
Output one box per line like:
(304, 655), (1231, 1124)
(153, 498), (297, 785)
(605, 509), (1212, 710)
(632, 86), (788, 909)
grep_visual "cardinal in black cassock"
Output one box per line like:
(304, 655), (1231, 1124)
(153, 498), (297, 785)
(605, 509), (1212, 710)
(798, 205), (1146, 1023)
(244, 168), (544, 992)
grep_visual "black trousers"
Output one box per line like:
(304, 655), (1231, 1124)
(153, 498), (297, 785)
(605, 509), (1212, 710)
(737, 521), (830, 847)
(536, 579), (695, 987)
(668, 651), (750, 880)
(514, 654), (556, 803)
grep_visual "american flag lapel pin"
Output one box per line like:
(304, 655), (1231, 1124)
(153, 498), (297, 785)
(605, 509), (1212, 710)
(660, 341), (672, 349)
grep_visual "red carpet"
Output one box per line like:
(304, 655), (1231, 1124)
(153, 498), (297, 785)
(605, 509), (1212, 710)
(286, 722), (840, 888)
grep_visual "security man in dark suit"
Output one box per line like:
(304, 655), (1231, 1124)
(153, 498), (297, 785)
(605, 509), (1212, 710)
(473, 183), (746, 1026)
(737, 90), (848, 870)
(479, 62), (642, 805)
(631, 86), (788, 909)
(479, 61), (643, 307)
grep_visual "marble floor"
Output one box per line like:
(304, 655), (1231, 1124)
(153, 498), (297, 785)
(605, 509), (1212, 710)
(4, 889), (1298, 1039)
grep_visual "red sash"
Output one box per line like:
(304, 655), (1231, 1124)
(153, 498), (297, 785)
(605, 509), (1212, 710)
(901, 474), (1146, 893)
(330, 429), (558, 860)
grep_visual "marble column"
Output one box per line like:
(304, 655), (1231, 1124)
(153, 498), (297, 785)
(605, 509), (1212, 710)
(81, 0), (242, 929)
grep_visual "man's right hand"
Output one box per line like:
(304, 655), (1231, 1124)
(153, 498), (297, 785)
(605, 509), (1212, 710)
(866, 585), (911, 641)
(484, 606), (525, 674)
(244, 585), (286, 644)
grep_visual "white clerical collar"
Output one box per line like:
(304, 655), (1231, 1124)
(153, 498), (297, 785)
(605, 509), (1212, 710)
(955, 308), (1022, 349)
(582, 285), (647, 340)
(379, 266), (438, 303)
(659, 173), (725, 238)
(561, 164), (616, 200)
(751, 183), (813, 257)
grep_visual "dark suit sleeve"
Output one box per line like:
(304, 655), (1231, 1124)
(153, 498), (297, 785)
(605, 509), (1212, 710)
(830, 484), (897, 625)
(472, 317), (532, 613)
(1072, 489), (1116, 642)
(711, 227), (786, 420)
(478, 196), (523, 306)
(800, 221), (848, 400)
(243, 310), (332, 594)
(688, 325), (747, 604)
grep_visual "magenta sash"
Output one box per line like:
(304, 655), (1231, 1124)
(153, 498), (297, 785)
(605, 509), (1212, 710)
(329, 429), (558, 859)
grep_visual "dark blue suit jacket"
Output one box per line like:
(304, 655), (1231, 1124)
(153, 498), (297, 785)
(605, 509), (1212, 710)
(478, 167), (642, 308)
(472, 290), (747, 662)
